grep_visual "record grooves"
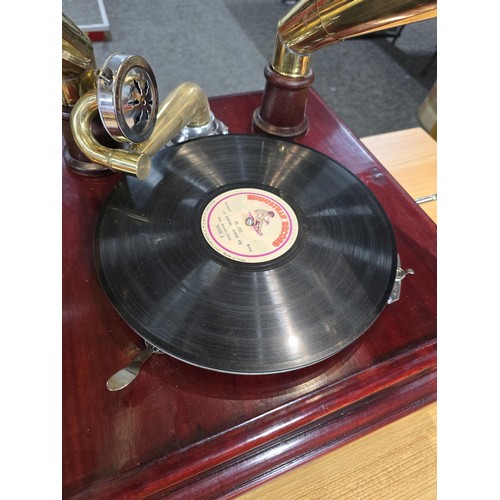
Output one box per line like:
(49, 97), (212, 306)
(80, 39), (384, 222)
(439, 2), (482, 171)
(94, 135), (397, 374)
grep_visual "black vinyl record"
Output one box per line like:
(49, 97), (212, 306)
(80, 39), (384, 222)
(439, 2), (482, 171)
(94, 134), (397, 374)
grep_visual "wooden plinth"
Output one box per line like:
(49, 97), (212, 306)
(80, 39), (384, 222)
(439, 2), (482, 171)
(62, 89), (437, 499)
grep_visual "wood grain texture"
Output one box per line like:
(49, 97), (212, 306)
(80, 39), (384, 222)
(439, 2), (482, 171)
(62, 91), (437, 499)
(361, 128), (437, 223)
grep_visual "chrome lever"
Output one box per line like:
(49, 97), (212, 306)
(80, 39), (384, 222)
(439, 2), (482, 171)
(388, 255), (414, 304)
(106, 343), (159, 391)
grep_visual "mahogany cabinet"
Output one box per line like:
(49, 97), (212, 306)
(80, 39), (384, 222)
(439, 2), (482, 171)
(62, 89), (436, 499)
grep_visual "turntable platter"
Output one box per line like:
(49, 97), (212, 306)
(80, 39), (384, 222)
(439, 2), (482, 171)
(94, 135), (397, 374)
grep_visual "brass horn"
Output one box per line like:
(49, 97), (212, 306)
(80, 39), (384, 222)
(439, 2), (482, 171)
(253, 0), (437, 137)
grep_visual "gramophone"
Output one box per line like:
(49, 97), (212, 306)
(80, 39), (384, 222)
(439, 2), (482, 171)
(62, 1), (437, 497)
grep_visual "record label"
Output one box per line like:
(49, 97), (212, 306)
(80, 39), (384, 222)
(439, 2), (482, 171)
(200, 188), (299, 263)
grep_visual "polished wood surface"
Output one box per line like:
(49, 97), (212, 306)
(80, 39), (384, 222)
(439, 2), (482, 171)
(239, 127), (438, 499)
(62, 90), (436, 498)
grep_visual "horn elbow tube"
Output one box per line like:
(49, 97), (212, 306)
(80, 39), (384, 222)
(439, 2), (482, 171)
(70, 91), (151, 180)
(131, 82), (211, 156)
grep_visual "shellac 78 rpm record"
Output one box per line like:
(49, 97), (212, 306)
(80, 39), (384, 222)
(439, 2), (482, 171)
(94, 134), (397, 374)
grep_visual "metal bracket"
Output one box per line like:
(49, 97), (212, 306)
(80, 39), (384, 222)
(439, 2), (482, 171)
(169, 112), (229, 145)
(388, 255), (414, 304)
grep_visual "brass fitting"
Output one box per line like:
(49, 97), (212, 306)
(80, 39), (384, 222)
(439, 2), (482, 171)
(130, 81), (211, 156)
(272, 0), (437, 78)
(62, 13), (97, 107)
(70, 91), (152, 180)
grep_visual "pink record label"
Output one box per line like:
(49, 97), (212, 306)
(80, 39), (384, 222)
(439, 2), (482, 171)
(201, 188), (299, 263)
